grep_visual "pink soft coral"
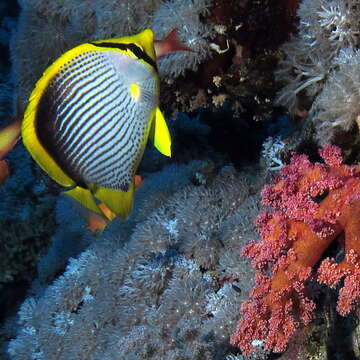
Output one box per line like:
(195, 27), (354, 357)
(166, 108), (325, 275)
(231, 144), (360, 354)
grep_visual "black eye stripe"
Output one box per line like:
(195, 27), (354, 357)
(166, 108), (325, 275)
(90, 42), (157, 72)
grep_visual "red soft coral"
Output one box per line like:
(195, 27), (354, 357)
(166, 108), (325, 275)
(231, 144), (360, 354)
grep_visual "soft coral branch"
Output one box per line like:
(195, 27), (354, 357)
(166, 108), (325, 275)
(231, 144), (360, 354)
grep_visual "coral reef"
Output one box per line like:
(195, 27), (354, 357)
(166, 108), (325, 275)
(313, 48), (360, 146)
(0, 160), (213, 358)
(152, 0), (213, 78)
(160, 0), (293, 118)
(34, 160), (210, 290)
(0, 144), (56, 357)
(277, 305), (360, 359)
(7, 167), (266, 360)
(275, 0), (360, 146)
(231, 144), (360, 354)
(0, 144), (56, 292)
(5, 1), (360, 358)
(10, 0), (298, 143)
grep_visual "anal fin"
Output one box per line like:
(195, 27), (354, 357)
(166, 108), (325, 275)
(64, 186), (102, 215)
(94, 182), (135, 220)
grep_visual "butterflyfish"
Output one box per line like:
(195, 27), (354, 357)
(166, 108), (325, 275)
(22, 29), (183, 219)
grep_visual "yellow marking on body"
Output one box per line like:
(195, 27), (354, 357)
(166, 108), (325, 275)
(129, 83), (141, 100)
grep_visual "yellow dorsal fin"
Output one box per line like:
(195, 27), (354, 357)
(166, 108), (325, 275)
(93, 29), (156, 62)
(94, 182), (135, 220)
(150, 107), (171, 157)
(124, 28), (156, 62)
(64, 186), (103, 215)
(130, 28), (156, 62)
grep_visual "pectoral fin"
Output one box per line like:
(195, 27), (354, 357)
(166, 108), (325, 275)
(150, 107), (171, 157)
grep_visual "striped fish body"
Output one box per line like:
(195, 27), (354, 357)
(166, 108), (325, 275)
(39, 49), (158, 191)
(22, 29), (171, 219)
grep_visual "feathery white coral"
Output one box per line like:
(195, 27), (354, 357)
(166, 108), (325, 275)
(8, 166), (263, 359)
(276, 0), (360, 142)
(317, 2), (360, 47)
(260, 136), (287, 171)
(313, 48), (360, 143)
(275, 37), (330, 112)
(298, 0), (360, 51)
(152, 0), (213, 77)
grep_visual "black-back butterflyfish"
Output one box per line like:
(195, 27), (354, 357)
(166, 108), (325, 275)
(22, 29), (182, 219)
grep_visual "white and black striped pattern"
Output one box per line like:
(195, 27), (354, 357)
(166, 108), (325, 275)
(43, 50), (158, 191)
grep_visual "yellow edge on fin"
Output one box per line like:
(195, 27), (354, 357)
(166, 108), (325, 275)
(64, 186), (103, 215)
(21, 40), (138, 187)
(21, 42), (105, 187)
(94, 182), (135, 220)
(151, 107), (171, 157)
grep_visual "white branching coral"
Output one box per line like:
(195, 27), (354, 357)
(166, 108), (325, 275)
(302, 1), (360, 49)
(313, 48), (360, 143)
(8, 167), (263, 360)
(276, 0), (360, 142)
(152, 0), (213, 77)
(260, 136), (287, 171)
(275, 37), (330, 110)
(295, 0), (360, 54)
(162, 218), (180, 238)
